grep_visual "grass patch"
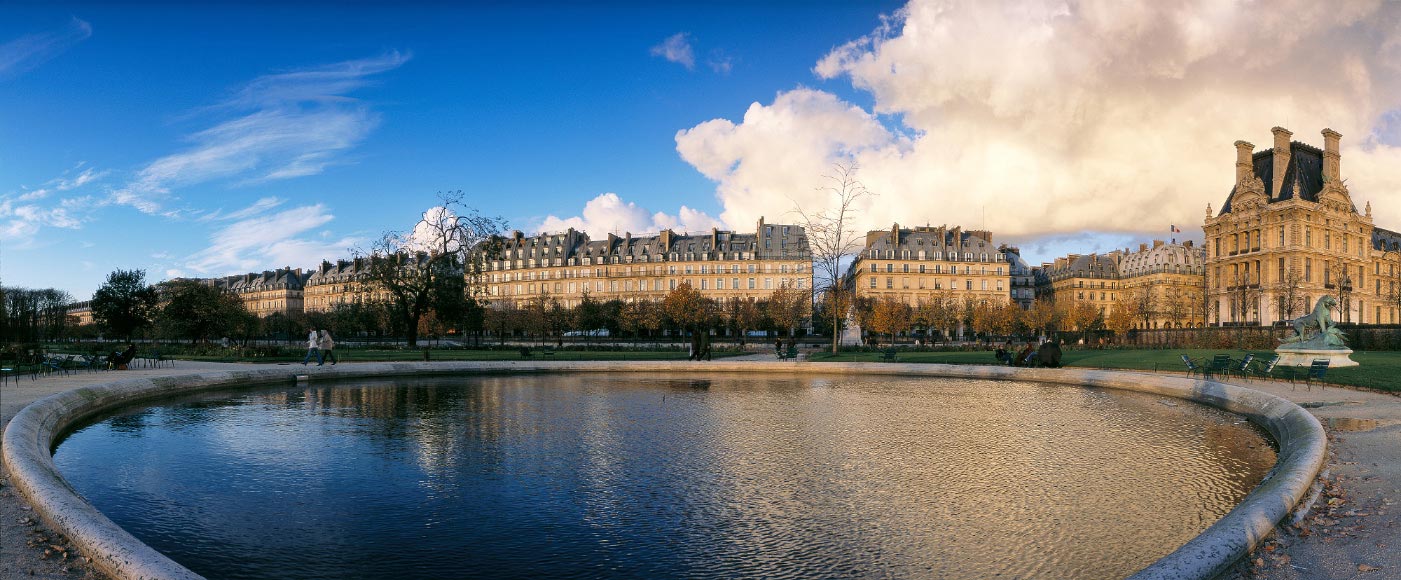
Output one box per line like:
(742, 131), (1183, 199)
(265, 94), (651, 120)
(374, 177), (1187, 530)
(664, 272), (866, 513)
(808, 348), (1401, 392)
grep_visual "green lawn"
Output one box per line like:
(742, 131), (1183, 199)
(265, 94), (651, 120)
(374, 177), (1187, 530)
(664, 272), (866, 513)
(808, 348), (1401, 392)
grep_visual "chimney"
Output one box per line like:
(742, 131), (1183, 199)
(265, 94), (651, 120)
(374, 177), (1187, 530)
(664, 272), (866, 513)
(1152, 240), (1164, 249)
(1139, 243), (1148, 252)
(1322, 128), (1342, 183)
(1184, 240), (1194, 248)
(1271, 126), (1292, 197)
(891, 223), (900, 245)
(1234, 140), (1255, 185)
(660, 229), (672, 251)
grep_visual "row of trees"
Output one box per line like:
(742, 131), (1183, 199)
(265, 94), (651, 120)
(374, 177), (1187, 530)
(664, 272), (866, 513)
(850, 294), (1104, 345)
(1, 287), (74, 345)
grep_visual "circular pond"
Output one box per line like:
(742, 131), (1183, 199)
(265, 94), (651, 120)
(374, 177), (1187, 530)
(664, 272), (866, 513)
(54, 373), (1276, 579)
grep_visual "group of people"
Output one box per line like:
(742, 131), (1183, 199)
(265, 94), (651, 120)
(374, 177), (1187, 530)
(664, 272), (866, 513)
(995, 339), (1062, 368)
(301, 328), (337, 366)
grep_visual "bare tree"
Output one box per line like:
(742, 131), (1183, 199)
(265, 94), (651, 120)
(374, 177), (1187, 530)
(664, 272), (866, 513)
(793, 162), (874, 353)
(1273, 267), (1307, 323)
(355, 191), (506, 347)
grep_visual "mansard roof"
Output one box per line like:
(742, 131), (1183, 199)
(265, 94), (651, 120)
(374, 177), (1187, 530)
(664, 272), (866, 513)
(1375, 227), (1401, 253)
(1220, 141), (1327, 215)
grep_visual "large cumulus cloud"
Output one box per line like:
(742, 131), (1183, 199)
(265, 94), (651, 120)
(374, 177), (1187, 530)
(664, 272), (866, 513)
(678, 0), (1401, 246)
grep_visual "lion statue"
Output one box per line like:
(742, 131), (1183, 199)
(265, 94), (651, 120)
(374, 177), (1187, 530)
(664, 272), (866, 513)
(1280, 295), (1344, 346)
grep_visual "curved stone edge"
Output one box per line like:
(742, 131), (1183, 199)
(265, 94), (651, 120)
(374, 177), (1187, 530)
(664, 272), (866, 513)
(2, 361), (1326, 580)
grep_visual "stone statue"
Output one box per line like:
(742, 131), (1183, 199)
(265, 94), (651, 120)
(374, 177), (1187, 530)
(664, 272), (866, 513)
(1280, 295), (1347, 348)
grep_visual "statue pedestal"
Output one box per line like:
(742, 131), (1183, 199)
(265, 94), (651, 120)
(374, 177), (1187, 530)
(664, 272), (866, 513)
(1275, 346), (1358, 368)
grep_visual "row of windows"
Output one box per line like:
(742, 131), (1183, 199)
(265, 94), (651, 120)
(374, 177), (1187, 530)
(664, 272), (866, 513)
(867, 263), (1005, 275)
(867, 277), (1004, 292)
(491, 277), (806, 296)
(865, 250), (1002, 261)
(490, 263), (806, 283)
(1218, 223), (1369, 258)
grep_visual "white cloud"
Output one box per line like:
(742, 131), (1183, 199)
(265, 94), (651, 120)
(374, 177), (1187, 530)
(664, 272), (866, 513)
(0, 164), (107, 241)
(179, 203), (359, 276)
(651, 33), (696, 70)
(0, 17), (91, 80)
(536, 192), (724, 237)
(110, 51), (409, 214)
(677, 0), (1401, 258)
(707, 49), (733, 74)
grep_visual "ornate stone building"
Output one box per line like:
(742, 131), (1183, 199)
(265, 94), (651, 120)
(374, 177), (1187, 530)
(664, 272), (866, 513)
(304, 258), (391, 313)
(1117, 241), (1207, 329)
(1204, 127), (1401, 326)
(1035, 251), (1123, 313)
(849, 224), (1013, 306)
(480, 218), (812, 307)
(210, 267), (310, 318)
(1034, 240), (1206, 329)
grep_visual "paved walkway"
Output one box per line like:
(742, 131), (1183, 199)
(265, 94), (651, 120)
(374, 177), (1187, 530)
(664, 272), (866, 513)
(1, 360), (1396, 579)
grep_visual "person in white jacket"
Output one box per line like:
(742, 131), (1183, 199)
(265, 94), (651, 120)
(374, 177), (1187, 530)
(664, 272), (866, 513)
(301, 328), (322, 365)
(318, 329), (337, 366)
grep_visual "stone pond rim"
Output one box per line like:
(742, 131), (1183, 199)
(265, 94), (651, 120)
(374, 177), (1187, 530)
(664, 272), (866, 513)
(2, 361), (1328, 580)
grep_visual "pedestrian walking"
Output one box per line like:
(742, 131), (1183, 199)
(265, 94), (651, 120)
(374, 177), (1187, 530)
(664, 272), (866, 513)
(318, 329), (337, 366)
(301, 328), (322, 365)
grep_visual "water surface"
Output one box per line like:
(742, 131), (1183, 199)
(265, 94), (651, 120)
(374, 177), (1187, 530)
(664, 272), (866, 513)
(55, 373), (1276, 579)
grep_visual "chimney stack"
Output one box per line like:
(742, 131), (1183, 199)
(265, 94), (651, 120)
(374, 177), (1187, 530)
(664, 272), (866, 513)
(1271, 126), (1292, 197)
(1322, 128), (1342, 183)
(1234, 140), (1254, 185)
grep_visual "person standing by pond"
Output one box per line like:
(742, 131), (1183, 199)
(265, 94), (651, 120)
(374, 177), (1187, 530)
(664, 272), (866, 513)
(318, 329), (337, 366)
(301, 328), (322, 365)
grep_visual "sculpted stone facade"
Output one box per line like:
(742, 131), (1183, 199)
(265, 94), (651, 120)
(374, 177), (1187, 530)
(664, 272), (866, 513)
(1204, 127), (1401, 326)
(850, 224), (1014, 307)
(480, 217), (812, 307)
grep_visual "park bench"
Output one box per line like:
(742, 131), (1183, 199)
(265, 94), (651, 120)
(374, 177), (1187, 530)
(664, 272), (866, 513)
(542, 346), (556, 356)
(881, 349), (898, 362)
(519, 347), (533, 358)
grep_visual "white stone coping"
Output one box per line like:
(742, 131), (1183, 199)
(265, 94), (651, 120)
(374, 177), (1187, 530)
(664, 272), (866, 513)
(2, 362), (1327, 580)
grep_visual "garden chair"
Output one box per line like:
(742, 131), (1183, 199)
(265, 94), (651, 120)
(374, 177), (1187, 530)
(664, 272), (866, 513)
(1231, 354), (1255, 380)
(1181, 354), (1209, 379)
(1248, 354), (1289, 383)
(1303, 359), (1330, 389)
(1207, 354), (1234, 377)
(881, 348), (898, 362)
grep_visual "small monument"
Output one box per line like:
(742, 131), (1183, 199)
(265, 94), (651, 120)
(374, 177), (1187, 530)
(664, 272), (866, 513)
(1275, 295), (1358, 367)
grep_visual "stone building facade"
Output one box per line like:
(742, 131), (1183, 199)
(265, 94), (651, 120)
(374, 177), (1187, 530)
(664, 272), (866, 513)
(480, 218), (812, 307)
(849, 224), (1013, 307)
(1034, 240), (1206, 329)
(210, 267), (310, 318)
(1204, 127), (1401, 326)
(1116, 241), (1207, 329)
(304, 258), (391, 313)
(1036, 251), (1123, 312)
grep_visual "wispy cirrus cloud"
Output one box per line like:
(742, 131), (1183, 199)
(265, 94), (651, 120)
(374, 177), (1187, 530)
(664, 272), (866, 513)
(176, 201), (361, 277)
(1, 163), (107, 243)
(111, 51), (410, 215)
(650, 33), (695, 70)
(0, 17), (92, 80)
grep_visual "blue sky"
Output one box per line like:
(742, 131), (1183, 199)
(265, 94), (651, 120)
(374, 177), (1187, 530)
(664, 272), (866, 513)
(6, 1), (1401, 300)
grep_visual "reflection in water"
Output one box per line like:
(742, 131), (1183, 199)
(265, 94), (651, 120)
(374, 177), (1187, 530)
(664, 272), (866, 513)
(55, 374), (1276, 580)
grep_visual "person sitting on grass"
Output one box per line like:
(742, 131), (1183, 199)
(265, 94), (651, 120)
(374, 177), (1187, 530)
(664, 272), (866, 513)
(1015, 342), (1037, 367)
